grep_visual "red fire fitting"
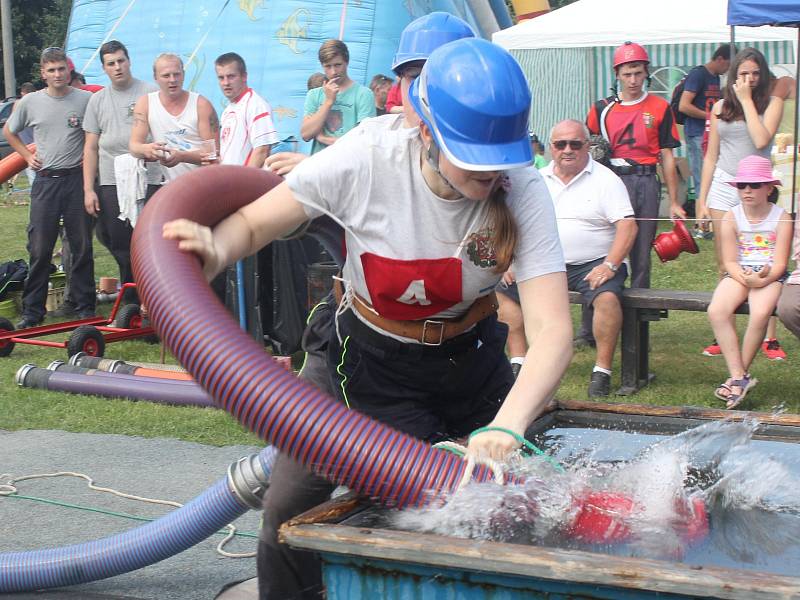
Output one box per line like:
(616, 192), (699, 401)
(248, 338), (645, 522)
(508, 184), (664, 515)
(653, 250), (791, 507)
(652, 219), (700, 263)
(130, 166), (496, 508)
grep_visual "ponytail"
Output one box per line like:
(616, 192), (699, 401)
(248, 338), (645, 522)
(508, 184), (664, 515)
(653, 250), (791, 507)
(487, 181), (517, 273)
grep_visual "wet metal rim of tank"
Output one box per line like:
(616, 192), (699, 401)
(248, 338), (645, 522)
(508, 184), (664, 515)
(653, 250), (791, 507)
(279, 400), (800, 600)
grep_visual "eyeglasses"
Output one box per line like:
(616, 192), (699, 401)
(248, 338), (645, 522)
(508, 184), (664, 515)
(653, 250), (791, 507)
(735, 182), (764, 190)
(552, 140), (586, 150)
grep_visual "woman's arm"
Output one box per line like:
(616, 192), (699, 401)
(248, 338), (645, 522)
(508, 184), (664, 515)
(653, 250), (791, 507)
(741, 94), (784, 150)
(719, 212), (747, 285)
(163, 181), (310, 280)
(467, 271), (573, 460)
(751, 211), (793, 287)
(697, 102), (721, 222)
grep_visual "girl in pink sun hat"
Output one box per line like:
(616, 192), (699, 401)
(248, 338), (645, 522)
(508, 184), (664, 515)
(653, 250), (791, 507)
(707, 155), (792, 408)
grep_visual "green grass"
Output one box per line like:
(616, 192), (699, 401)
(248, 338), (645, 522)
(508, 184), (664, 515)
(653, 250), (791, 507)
(0, 188), (260, 446)
(0, 184), (798, 448)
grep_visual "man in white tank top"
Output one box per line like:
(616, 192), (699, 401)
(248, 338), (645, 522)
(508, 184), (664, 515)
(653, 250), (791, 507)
(129, 53), (219, 182)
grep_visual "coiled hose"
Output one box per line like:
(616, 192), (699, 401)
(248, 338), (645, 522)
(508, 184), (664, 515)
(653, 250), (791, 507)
(130, 166), (498, 506)
(0, 446), (276, 592)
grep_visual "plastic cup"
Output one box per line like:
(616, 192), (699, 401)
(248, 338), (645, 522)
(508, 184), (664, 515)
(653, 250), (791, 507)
(200, 139), (217, 161)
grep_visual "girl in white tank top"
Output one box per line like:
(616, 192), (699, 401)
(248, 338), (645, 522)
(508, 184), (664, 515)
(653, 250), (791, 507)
(707, 155), (792, 409)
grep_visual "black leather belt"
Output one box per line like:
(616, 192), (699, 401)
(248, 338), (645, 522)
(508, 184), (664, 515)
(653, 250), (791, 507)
(37, 165), (82, 178)
(612, 164), (657, 176)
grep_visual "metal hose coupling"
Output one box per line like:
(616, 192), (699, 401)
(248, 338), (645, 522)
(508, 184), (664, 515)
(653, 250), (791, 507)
(15, 363), (41, 387)
(227, 451), (272, 509)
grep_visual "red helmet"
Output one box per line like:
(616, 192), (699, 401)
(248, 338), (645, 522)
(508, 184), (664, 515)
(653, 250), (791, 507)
(613, 42), (649, 69)
(67, 57), (76, 72)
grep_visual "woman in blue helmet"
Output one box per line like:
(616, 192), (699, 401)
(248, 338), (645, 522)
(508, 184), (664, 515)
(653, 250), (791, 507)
(165, 38), (572, 599)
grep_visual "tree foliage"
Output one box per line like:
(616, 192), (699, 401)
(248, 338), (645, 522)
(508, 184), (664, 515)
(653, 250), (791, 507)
(0, 0), (72, 93)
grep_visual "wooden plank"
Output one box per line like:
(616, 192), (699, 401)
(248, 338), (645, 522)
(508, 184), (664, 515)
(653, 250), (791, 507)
(554, 400), (800, 427)
(569, 288), (760, 314)
(281, 522), (800, 600)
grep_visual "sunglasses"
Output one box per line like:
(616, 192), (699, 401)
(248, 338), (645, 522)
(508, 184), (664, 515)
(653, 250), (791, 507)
(735, 182), (766, 190)
(552, 139), (586, 150)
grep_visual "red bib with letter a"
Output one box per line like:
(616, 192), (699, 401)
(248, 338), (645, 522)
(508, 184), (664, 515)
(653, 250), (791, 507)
(360, 253), (463, 320)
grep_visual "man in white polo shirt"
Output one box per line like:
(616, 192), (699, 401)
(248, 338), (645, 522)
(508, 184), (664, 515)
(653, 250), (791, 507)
(215, 52), (279, 167)
(497, 119), (635, 395)
(544, 119), (637, 397)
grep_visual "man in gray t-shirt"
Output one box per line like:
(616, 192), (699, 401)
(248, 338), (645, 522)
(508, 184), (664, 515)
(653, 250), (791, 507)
(83, 40), (161, 303)
(3, 47), (94, 328)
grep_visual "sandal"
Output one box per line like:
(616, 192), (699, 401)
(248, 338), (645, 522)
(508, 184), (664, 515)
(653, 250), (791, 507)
(725, 374), (758, 410)
(714, 378), (733, 401)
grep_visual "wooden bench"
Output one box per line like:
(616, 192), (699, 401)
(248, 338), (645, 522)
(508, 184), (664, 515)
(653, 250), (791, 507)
(568, 288), (762, 395)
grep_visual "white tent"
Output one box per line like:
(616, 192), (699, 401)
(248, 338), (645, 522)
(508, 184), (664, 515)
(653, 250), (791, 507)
(493, 0), (796, 145)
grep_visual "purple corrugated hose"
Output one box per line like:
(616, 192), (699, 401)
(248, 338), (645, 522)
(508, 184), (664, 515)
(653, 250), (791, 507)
(130, 165), (498, 507)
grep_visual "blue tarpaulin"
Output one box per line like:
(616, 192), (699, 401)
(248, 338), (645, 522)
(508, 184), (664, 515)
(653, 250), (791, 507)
(727, 0), (800, 27)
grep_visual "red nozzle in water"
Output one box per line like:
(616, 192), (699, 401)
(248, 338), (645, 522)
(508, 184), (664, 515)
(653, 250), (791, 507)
(652, 219), (700, 263)
(569, 492), (634, 543)
(568, 491), (709, 545)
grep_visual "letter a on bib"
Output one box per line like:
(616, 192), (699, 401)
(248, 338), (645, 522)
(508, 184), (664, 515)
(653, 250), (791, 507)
(397, 280), (432, 306)
(360, 253), (462, 320)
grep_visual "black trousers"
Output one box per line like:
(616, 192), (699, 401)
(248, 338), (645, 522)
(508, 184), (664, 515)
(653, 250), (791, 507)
(95, 184), (161, 304)
(619, 172), (661, 289)
(22, 172), (94, 321)
(257, 308), (513, 599)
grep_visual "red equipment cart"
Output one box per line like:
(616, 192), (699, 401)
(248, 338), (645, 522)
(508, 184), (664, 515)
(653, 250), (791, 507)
(0, 283), (156, 358)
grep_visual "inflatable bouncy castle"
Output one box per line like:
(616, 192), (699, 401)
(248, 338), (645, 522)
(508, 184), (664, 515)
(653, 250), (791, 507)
(65, 0), (512, 151)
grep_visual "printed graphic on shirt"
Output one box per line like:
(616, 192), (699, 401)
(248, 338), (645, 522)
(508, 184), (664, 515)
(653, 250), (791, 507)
(164, 128), (193, 150)
(738, 230), (777, 261)
(466, 228), (497, 268)
(361, 253), (463, 320)
(325, 109), (343, 135)
(67, 112), (82, 129)
(220, 112), (236, 150)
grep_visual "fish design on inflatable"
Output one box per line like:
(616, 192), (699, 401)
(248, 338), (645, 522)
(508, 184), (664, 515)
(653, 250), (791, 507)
(272, 106), (298, 121)
(239, 0), (265, 20)
(276, 8), (310, 54)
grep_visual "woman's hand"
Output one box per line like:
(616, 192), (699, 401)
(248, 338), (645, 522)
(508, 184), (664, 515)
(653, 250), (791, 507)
(695, 199), (711, 228)
(264, 152), (307, 176)
(501, 268), (516, 287)
(733, 75), (754, 103)
(466, 425), (522, 462)
(162, 218), (224, 281)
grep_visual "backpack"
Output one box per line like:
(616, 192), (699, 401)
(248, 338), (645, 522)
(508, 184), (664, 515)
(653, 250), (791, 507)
(0, 259), (27, 302)
(589, 96), (617, 168)
(670, 66), (702, 126)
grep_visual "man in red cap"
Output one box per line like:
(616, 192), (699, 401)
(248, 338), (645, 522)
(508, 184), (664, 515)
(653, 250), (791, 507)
(587, 42), (684, 293)
(579, 42), (685, 350)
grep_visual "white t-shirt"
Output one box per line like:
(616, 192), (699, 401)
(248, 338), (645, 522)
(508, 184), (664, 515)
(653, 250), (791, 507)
(286, 117), (564, 322)
(540, 158), (633, 265)
(220, 88), (279, 165)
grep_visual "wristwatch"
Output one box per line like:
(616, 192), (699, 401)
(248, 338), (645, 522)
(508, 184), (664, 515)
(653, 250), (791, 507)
(603, 261), (619, 272)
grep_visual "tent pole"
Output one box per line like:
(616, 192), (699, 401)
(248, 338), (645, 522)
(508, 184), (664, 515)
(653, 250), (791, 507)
(792, 28), (799, 218)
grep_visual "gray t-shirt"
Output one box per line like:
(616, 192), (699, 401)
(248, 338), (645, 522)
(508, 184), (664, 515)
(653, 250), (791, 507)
(7, 87), (91, 169)
(83, 78), (158, 185)
(287, 114), (564, 322)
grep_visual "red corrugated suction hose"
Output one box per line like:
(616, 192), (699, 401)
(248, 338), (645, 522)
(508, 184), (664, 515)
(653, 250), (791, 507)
(130, 166), (495, 508)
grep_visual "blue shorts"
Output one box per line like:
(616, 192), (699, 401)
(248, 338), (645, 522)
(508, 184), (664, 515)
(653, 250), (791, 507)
(497, 257), (627, 308)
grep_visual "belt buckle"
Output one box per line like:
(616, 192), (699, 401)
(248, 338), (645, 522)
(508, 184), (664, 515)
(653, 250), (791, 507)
(421, 319), (445, 346)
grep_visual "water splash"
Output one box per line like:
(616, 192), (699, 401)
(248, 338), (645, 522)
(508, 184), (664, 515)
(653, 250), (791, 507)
(393, 419), (800, 569)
